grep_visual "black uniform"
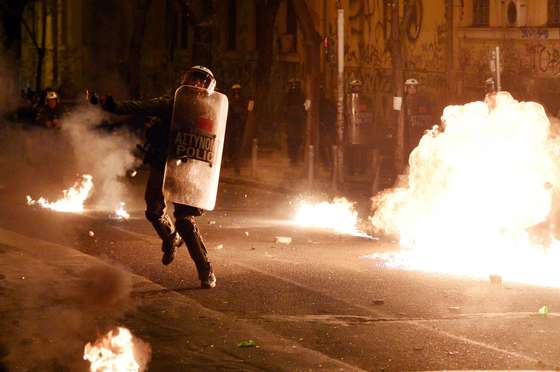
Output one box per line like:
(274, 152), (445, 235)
(282, 89), (306, 164)
(103, 96), (212, 280)
(225, 95), (247, 174)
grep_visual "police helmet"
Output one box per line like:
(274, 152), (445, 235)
(404, 78), (419, 86)
(46, 91), (58, 100)
(182, 66), (216, 93)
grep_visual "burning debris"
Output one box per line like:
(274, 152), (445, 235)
(111, 202), (130, 220)
(294, 197), (369, 237)
(369, 92), (560, 287)
(26, 174), (94, 213)
(83, 327), (151, 372)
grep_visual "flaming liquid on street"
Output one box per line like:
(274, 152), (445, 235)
(26, 174), (94, 213)
(294, 197), (370, 237)
(112, 202), (130, 220)
(83, 327), (150, 372)
(369, 92), (560, 288)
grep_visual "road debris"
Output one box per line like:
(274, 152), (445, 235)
(274, 236), (292, 245)
(237, 340), (257, 348)
(372, 299), (385, 305)
(208, 220), (216, 225)
(88, 230), (95, 238)
(244, 231), (249, 237)
(538, 305), (550, 317)
(215, 244), (224, 250)
(447, 306), (461, 314)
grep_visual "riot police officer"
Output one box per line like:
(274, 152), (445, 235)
(225, 83), (248, 175)
(36, 91), (64, 128)
(281, 79), (306, 165)
(90, 66), (219, 289)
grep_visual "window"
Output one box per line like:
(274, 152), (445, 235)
(227, 0), (237, 51)
(473, 0), (489, 27)
(549, 0), (560, 26)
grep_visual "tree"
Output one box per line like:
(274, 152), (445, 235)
(0, 0), (47, 91)
(126, 0), (153, 98)
(290, 0), (322, 157)
(390, 0), (414, 175)
(240, 0), (281, 153)
(177, 0), (216, 68)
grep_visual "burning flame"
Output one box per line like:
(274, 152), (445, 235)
(294, 197), (368, 237)
(113, 202), (130, 220)
(369, 92), (560, 287)
(83, 327), (150, 372)
(26, 174), (93, 213)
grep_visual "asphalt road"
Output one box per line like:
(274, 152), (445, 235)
(2, 177), (560, 371)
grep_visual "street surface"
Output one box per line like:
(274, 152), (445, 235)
(1, 175), (560, 371)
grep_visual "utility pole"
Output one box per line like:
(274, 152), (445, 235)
(335, 4), (344, 186)
(391, 0), (405, 175)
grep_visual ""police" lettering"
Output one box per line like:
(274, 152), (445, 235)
(174, 131), (216, 166)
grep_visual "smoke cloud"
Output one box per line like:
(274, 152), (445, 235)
(61, 105), (141, 210)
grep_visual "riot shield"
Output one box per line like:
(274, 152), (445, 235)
(163, 85), (229, 210)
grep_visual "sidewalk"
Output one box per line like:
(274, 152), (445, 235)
(0, 227), (362, 371)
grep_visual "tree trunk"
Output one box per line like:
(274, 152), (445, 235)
(51, 0), (58, 86)
(127, 0), (152, 98)
(241, 0), (280, 153)
(290, 0), (322, 156)
(35, 0), (47, 90)
(391, 0), (405, 175)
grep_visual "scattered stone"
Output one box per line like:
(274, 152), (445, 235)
(208, 220), (216, 225)
(413, 346), (424, 352)
(489, 274), (502, 285)
(372, 299), (385, 305)
(215, 244), (224, 250)
(88, 230), (95, 237)
(237, 339), (257, 348)
(447, 351), (459, 356)
(244, 231), (249, 237)
(274, 236), (292, 245)
(448, 306), (461, 314)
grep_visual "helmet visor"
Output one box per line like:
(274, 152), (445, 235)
(182, 70), (215, 90)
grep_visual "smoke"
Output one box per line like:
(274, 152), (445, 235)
(61, 105), (140, 210)
(2, 262), (149, 371)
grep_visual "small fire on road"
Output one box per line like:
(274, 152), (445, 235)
(26, 174), (93, 213)
(112, 202), (130, 220)
(369, 92), (560, 287)
(294, 197), (370, 237)
(83, 327), (150, 372)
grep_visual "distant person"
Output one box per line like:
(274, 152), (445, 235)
(36, 91), (64, 129)
(281, 79), (307, 165)
(403, 78), (432, 155)
(226, 83), (251, 175)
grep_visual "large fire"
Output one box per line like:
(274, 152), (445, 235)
(369, 92), (560, 287)
(26, 174), (94, 213)
(294, 197), (369, 237)
(83, 327), (150, 372)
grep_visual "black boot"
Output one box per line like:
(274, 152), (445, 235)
(175, 217), (216, 288)
(146, 212), (183, 265)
